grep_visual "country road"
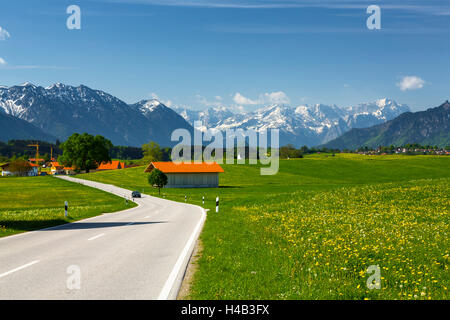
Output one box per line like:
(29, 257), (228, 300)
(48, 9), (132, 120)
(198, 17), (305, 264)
(0, 176), (206, 300)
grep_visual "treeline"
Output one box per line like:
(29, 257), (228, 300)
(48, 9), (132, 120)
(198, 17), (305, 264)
(0, 140), (62, 163)
(0, 139), (147, 162)
(356, 143), (450, 153)
(279, 144), (340, 159)
(0, 138), (344, 164)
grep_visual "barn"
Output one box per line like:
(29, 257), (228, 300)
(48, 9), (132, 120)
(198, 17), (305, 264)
(144, 162), (224, 188)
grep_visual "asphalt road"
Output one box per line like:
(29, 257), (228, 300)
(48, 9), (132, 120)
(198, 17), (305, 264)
(0, 176), (206, 300)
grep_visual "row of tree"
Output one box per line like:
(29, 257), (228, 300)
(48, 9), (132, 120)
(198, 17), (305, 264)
(356, 144), (450, 153)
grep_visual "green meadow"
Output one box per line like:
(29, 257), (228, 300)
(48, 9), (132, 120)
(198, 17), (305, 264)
(0, 176), (136, 237)
(77, 154), (450, 300)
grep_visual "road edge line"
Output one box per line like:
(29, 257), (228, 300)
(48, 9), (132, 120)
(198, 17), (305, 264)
(157, 205), (207, 300)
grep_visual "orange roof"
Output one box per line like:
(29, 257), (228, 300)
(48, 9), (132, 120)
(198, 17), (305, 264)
(145, 162), (224, 173)
(97, 160), (123, 170)
(50, 161), (62, 168)
(29, 163), (39, 167)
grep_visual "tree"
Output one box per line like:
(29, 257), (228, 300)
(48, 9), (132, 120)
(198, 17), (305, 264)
(142, 141), (163, 163)
(58, 133), (112, 173)
(148, 169), (168, 195)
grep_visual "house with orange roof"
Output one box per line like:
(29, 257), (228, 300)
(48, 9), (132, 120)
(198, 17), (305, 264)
(1, 162), (39, 176)
(144, 162), (224, 188)
(96, 160), (125, 171)
(50, 161), (65, 175)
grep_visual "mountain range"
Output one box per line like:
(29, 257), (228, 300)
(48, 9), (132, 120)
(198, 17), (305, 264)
(174, 98), (410, 146)
(0, 82), (413, 147)
(0, 83), (192, 147)
(322, 101), (450, 149)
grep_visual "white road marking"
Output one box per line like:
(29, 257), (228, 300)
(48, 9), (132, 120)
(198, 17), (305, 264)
(144, 215), (150, 218)
(88, 233), (105, 241)
(157, 207), (206, 300)
(0, 260), (40, 279)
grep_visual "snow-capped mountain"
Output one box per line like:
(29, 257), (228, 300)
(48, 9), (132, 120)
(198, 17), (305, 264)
(175, 99), (410, 146)
(173, 106), (236, 129)
(343, 98), (410, 129)
(0, 82), (410, 147)
(0, 83), (193, 146)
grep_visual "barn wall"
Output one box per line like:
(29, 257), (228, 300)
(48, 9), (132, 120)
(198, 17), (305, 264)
(165, 173), (219, 188)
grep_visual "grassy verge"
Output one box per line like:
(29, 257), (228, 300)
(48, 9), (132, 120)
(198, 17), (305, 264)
(76, 154), (450, 299)
(0, 176), (136, 238)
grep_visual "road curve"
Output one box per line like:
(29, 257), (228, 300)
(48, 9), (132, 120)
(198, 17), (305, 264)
(0, 176), (206, 300)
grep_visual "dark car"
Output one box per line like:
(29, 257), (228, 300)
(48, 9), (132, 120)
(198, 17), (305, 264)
(131, 191), (141, 198)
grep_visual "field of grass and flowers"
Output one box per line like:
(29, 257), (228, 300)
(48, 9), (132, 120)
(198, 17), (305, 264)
(77, 153), (449, 299)
(0, 176), (136, 237)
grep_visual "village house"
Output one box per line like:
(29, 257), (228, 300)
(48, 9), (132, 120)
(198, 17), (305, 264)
(96, 160), (125, 171)
(144, 162), (224, 188)
(48, 161), (76, 175)
(0, 162), (39, 177)
(50, 161), (64, 175)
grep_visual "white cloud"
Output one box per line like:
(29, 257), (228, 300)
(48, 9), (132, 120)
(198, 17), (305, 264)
(397, 76), (426, 91)
(0, 57), (6, 65)
(262, 91), (290, 104)
(233, 91), (290, 105)
(196, 94), (226, 108)
(0, 26), (10, 40)
(233, 92), (258, 105)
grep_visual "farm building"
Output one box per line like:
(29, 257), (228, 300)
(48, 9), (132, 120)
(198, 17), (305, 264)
(0, 162), (39, 177)
(97, 160), (125, 171)
(49, 162), (75, 175)
(144, 162), (224, 188)
(50, 161), (64, 175)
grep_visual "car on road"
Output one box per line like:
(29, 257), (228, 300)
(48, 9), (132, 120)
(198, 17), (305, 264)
(131, 191), (141, 198)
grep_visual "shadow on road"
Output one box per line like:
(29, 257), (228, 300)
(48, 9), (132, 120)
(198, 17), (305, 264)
(45, 221), (168, 230)
(1, 220), (167, 232)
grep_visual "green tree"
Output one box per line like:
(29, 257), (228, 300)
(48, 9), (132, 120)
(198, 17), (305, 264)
(141, 141), (163, 164)
(148, 169), (168, 195)
(59, 133), (112, 173)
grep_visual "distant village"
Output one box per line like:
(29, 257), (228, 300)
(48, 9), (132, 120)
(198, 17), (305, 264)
(355, 144), (450, 156)
(1, 158), (126, 177)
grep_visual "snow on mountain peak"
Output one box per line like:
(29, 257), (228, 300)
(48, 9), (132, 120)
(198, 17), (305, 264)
(18, 82), (36, 88)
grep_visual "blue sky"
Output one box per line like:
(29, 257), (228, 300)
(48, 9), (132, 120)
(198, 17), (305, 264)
(0, 0), (449, 112)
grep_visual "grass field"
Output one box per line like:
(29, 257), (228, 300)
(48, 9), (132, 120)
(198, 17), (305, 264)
(77, 154), (450, 300)
(0, 176), (136, 238)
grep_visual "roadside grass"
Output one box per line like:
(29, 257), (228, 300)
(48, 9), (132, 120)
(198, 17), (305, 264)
(77, 154), (450, 299)
(0, 176), (136, 238)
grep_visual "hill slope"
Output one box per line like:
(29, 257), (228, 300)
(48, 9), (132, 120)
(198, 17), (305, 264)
(0, 112), (56, 142)
(322, 101), (450, 149)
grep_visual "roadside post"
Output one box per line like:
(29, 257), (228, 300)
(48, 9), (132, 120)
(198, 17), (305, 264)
(216, 196), (219, 213)
(202, 196), (204, 205)
(185, 195), (187, 202)
(65, 201), (68, 217)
